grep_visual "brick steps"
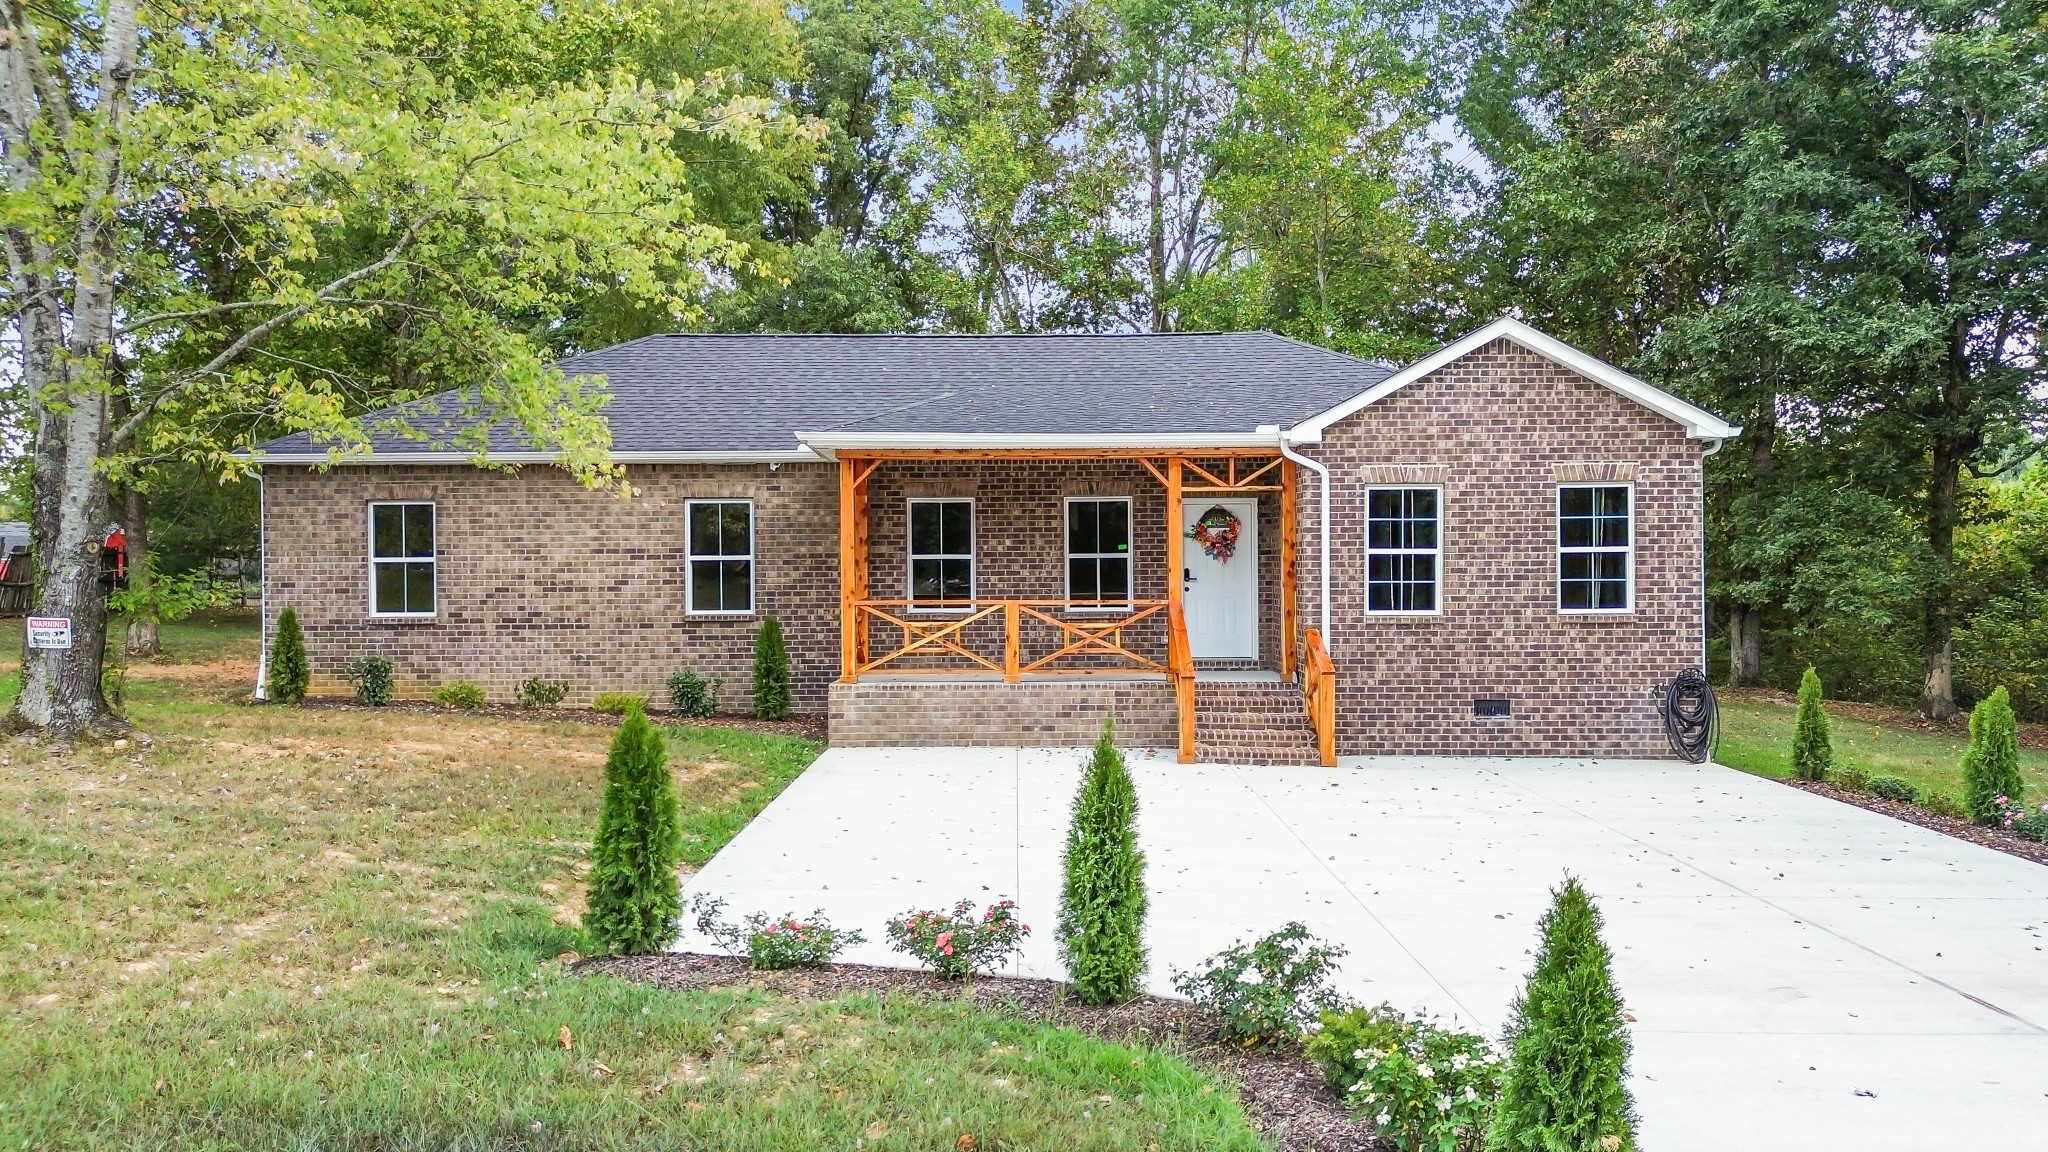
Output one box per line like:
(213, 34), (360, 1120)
(1193, 681), (1324, 766)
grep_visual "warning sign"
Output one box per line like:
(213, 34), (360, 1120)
(26, 617), (72, 650)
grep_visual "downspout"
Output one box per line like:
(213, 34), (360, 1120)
(253, 471), (268, 701)
(1699, 438), (1724, 672)
(1270, 427), (1331, 645)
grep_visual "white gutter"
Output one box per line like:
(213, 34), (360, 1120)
(239, 449), (824, 466)
(1699, 438), (1725, 673)
(253, 471), (268, 702)
(1267, 425), (1331, 648)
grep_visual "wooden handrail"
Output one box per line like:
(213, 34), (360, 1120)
(1301, 628), (1337, 767)
(1167, 601), (1196, 764)
(853, 598), (1169, 679)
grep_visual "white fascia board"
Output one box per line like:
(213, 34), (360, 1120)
(243, 449), (824, 466)
(795, 431), (1280, 458)
(1285, 317), (1743, 443)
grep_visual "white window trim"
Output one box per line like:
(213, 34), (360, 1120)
(684, 499), (757, 617)
(1557, 482), (1635, 614)
(1062, 496), (1136, 613)
(367, 500), (437, 619)
(906, 497), (976, 613)
(1363, 485), (1444, 617)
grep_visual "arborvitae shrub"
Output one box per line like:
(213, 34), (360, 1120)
(1057, 718), (1147, 1004)
(753, 615), (791, 720)
(269, 607), (309, 705)
(1487, 876), (1637, 1152)
(583, 706), (683, 954)
(1791, 666), (1833, 782)
(1962, 686), (2023, 825)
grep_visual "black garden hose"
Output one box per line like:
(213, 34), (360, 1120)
(1661, 667), (1718, 764)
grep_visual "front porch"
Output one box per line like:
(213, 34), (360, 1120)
(830, 450), (1336, 764)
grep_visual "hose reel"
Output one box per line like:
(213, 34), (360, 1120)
(1658, 667), (1718, 763)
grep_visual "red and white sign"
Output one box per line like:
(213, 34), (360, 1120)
(26, 616), (72, 650)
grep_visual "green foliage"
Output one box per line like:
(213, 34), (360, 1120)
(2014, 810), (2048, 843)
(1832, 766), (1871, 793)
(344, 657), (394, 707)
(517, 677), (569, 707)
(752, 615), (791, 720)
(668, 670), (721, 718)
(268, 607), (310, 705)
(433, 680), (487, 709)
(1791, 667), (1834, 782)
(1171, 923), (1348, 1048)
(592, 691), (648, 716)
(1920, 791), (1966, 821)
(885, 898), (1031, 980)
(1962, 687), (2024, 825)
(1487, 877), (1636, 1152)
(1308, 1004), (1504, 1152)
(100, 662), (128, 712)
(1056, 719), (1148, 1005)
(110, 557), (238, 629)
(1868, 775), (1918, 803)
(689, 894), (867, 970)
(584, 706), (684, 954)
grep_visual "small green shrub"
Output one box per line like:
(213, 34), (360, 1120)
(1962, 686), (2023, 825)
(1171, 922), (1348, 1048)
(1790, 666), (1833, 782)
(1920, 791), (1966, 820)
(517, 676), (568, 707)
(1057, 718), (1148, 1005)
(885, 899), (1030, 979)
(584, 705), (683, 954)
(1831, 766), (1871, 793)
(268, 606), (309, 704)
(1308, 1004), (1504, 1152)
(753, 615), (791, 720)
(101, 661), (128, 711)
(344, 656), (393, 706)
(1488, 876), (1636, 1152)
(690, 894), (866, 969)
(592, 691), (647, 716)
(433, 680), (486, 709)
(667, 670), (720, 718)
(1868, 775), (1918, 803)
(2013, 809), (2048, 843)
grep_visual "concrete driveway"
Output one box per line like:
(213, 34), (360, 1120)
(676, 749), (2048, 1151)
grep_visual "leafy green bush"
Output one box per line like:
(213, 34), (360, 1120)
(1832, 766), (1871, 793)
(885, 899), (1030, 979)
(1171, 922), (1347, 1048)
(101, 661), (127, 711)
(344, 656), (393, 706)
(752, 615), (791, 720)
(592, 691), (647, 716)
(1920, 791), (1966, 820)
(584, 705), (683, 954)
(1868, 775), (1918, 803)
(690, 894), (866, 969)
(1962, 686), (2023, 825)
(268, 606), (309, 705)
(517, 676), (568, 707)
(1791, 666), (1833, 782)
(1057, 719), (1147, 1005)
(667, 670), (720, 718)
(433, 680), (486, 709)
(1488, 876), (1636, 1152)
(2013, 809), (2048, 843)
(1308, 1004), (1503, 1152)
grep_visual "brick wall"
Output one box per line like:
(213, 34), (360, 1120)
(260, 462), (842, 711)
(1294, 338), (1705, 757)
(829, 679), (1178, 748)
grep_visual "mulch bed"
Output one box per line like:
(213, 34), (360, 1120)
(578, 952), (1374, 1152)
(291, 697), (827, 740)
(1785, 779), (2048, 867)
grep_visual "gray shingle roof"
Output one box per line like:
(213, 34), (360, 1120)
(255, 332), (1395, 457)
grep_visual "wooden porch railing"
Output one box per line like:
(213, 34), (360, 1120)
(853, 599), (1168, 680)
(1167, 601), (1195, 764)
(1301, 628), (1337, 767)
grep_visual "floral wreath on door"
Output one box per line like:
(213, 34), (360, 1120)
(1186, 505), (1242, 564)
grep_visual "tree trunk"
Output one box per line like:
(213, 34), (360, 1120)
(123, 487), (159, 657)
(12, 395), (120, 737)
(1728, 604), (1763, 687)
(1918, 433), (1965, 721)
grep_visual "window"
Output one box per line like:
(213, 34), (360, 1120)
(908, 499), (973, 609)
(687, 500), (754, 614)
(1365, 487), (1439, 613)
(1066, 498), (1132, 609)
(369, 502), (436, 616)
(1559, 485), (1631, 611)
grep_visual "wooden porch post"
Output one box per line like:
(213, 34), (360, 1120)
(838, 457), (870, 682)
(1280, 457), (1298, 682)
(1165, 457), (1184, 624)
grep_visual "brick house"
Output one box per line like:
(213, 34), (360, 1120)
(253, 318), (1739, 763)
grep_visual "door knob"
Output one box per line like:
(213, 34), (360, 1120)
(1183, 567), (1195, 586)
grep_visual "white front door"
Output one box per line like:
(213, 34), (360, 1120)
(1181, 497), (1258, 660)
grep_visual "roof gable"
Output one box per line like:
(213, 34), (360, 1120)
(1286, 318), (1742, 443)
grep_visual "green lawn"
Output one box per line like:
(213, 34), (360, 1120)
(1717, 692), (2048, 802)
(0, 615), (1269, 1150)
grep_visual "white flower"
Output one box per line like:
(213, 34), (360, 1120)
(1353, 1049), (1368, 1060)
(1464, 1084), (1479, 1102)
(1451, 1053), (1469, 1071)
(1417, 1064), (1435, 1079)
(1375, 1111), (1392, 1128)
(1437, 1094), (1453, 1112)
